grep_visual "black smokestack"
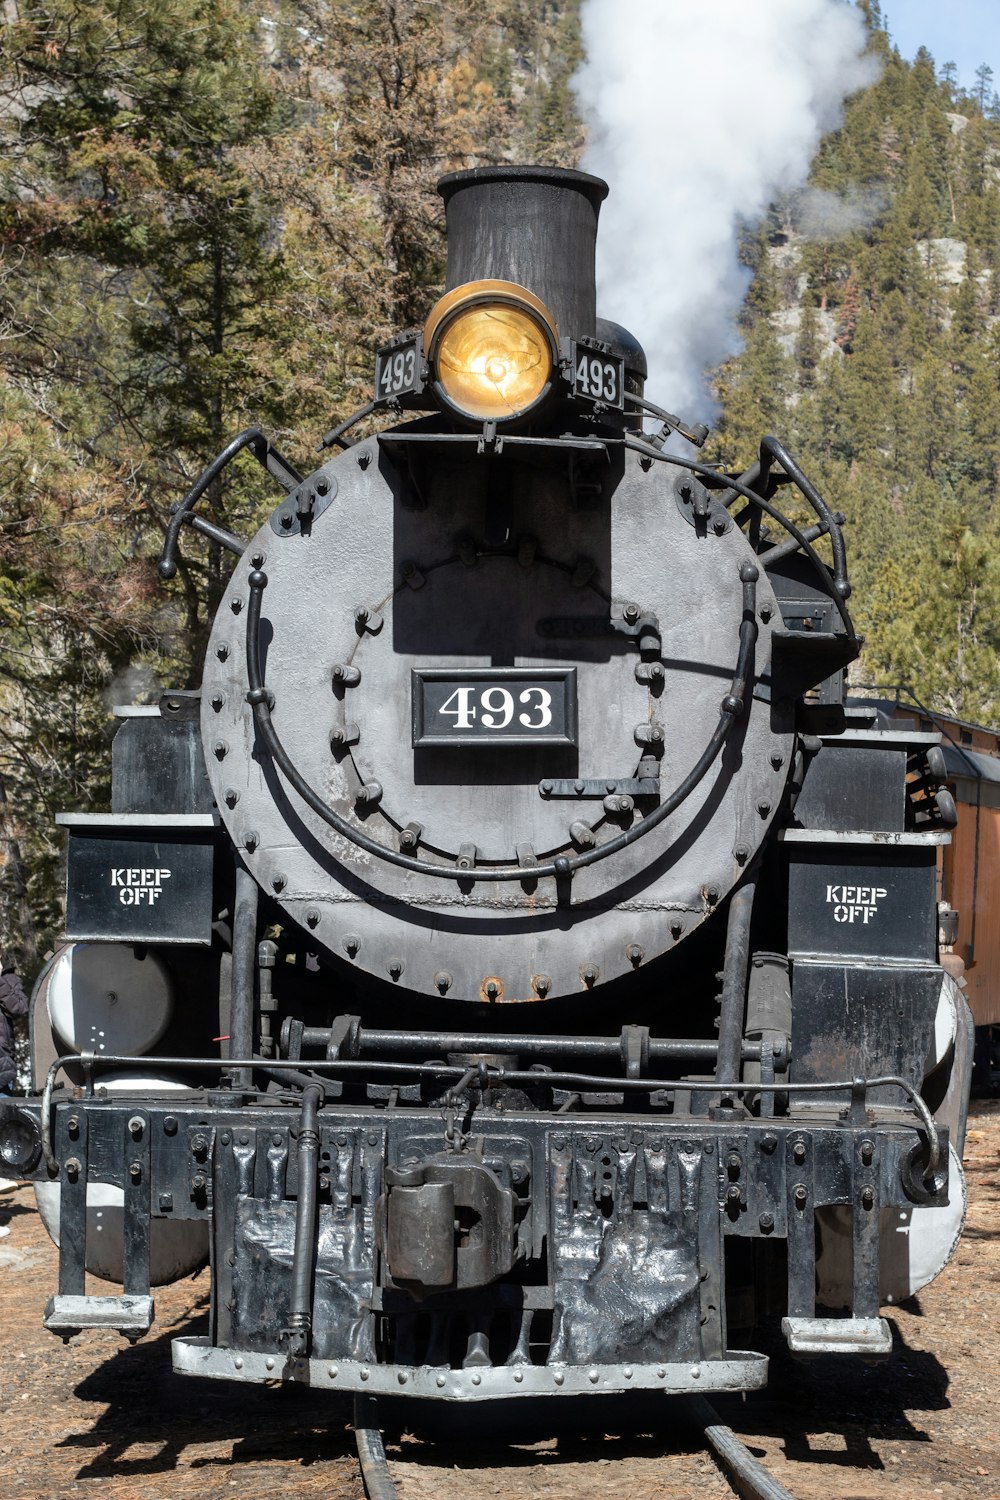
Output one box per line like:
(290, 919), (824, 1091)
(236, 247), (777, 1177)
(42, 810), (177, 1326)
(437, 167), (609, 341)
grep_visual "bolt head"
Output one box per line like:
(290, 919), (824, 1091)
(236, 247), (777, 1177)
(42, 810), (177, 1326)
(759, 1213), (774, 1233)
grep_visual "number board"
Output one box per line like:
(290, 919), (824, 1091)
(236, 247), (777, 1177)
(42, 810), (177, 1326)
(374, 336), (422, 404)
(412, 668), (578, 749)
(570, 341), (624, 410)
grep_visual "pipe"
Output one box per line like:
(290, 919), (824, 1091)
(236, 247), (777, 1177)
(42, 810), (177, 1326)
(715, 874), (758, 1088)
(285, 1082), (323, 1356)
(290, 1025), (747, 1066)
(229, 864), (258, 1089)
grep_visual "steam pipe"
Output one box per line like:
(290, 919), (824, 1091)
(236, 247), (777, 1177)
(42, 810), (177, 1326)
(229, 864), (258, 1089)
(285, 1082), (323, 1356)
(286, 1024), (767, 1067)
(714, 873), (758, 1088)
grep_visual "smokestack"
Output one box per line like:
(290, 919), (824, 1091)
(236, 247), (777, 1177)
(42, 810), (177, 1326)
(437, 167), (609, 342)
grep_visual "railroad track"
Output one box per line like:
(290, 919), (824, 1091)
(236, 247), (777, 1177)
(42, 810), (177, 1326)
(353, 1394), (797, 1500)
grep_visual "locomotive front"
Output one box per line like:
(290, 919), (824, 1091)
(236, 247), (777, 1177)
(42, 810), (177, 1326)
(6, 168), (971, 1399)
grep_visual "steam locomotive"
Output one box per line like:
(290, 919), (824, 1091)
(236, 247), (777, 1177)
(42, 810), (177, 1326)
(2, 167), (973, 1400)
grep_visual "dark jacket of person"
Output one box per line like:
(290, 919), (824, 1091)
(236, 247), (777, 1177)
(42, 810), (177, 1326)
(0, 968), (28, 1092)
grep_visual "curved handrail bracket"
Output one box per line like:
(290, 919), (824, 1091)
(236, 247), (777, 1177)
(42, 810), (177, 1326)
(159, 429), (304, 580)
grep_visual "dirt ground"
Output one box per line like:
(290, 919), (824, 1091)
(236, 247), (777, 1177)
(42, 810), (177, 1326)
(1, 1100), (997, 1500)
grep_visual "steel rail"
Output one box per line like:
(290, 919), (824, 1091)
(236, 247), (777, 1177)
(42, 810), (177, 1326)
(354, 1392), (798, 1500)
(685, 1394), (797, 1500)
(354, 1398), (398, 1500)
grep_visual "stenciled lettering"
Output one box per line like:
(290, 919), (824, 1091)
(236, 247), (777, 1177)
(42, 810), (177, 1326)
(825, 882), (887, 925)
(108, 868), (172, 906)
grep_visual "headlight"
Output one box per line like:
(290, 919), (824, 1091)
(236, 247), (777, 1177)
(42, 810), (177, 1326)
(423, 280), (558, 423)
(0, 1105), (41, 1175)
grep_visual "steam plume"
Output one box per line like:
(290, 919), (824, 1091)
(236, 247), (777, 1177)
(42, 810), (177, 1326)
(574, 0), (879, 418)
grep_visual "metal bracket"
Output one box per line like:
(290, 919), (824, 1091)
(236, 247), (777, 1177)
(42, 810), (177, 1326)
(538, 777), (659, 800)
(158, 689), (201, 721)
(674, 473), (732, 536)
(270, 474), (338, 537)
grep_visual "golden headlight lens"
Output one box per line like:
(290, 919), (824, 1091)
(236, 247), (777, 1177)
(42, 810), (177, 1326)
(424, 281), (557, 422)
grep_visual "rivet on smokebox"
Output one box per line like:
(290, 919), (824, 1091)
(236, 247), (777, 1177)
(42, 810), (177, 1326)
(387, 958), (404, 981)
(626, 943), (645, 966)
(532, 974), (552, 998)
(434, 971), (453, 994)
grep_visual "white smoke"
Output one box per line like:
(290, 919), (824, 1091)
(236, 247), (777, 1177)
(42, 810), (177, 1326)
(574, 0), (880, 419)
(794, 184), (887, 240)
(103, 663), (160, 710)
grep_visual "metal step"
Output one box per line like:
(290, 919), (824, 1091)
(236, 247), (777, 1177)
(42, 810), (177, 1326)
(44, 1294), (154, 1338)
(782, 1315), (892, 1357)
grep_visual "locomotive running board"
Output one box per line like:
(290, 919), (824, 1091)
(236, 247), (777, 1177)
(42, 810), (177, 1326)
(172, 1336), (768, 1399)
(781, 1316), (892, 1357)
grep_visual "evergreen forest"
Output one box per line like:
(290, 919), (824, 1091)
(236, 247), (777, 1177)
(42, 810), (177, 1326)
(2, 0), (1000, 966)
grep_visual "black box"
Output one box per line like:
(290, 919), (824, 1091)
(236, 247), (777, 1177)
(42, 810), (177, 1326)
(59, 813), (218, 945)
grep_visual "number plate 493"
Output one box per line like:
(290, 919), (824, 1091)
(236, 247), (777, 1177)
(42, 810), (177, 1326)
(412, 668), (578, 748)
